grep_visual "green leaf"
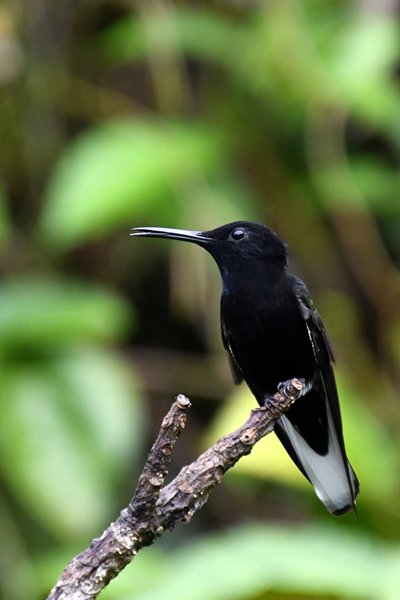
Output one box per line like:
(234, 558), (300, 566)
(350, 158), (400, 214)
(0, 277), (131, 352)
(99, 9), (279, 106)
(330, 15), (399, 125)
(0, 349), (144, 540)
(105, 524), (400, 600)
(39, 119), (226, 250)
(99, 9), (248, 69)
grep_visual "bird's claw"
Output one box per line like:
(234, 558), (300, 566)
(277, 378), (305, 400)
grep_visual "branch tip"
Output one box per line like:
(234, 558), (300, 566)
(176, 394), (191, 408)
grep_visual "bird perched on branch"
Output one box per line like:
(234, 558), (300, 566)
(131, 221), (359, 514)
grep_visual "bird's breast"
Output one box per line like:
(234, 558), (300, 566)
(221, 287), (315, 398)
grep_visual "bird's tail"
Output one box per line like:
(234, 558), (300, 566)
(274, 393), (359, 515)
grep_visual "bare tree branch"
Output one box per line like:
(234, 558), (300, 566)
(47, 379), (304, 600)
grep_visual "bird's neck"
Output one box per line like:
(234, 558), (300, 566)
(220, 261), (285, 299)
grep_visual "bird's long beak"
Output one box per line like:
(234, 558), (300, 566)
(130, 226), (211, 246)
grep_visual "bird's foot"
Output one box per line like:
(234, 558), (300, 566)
(263, 378), (305, 414)
(277, 378), (306, 401)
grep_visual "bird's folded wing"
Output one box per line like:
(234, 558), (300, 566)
(221, 318), (244, 385)
(276, 278), (359, 513)
(293, 279), (342, 427)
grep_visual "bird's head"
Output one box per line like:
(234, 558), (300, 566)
(130, 221), (288, 275)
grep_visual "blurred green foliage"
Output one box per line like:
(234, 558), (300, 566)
(40, 120), (228, 249)
(1, 1), (400, 599)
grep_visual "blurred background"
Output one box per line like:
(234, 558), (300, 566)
(1, 0), (400, 598)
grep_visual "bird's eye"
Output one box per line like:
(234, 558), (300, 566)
(231, 228), (245, 241)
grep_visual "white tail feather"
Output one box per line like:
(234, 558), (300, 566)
(279, 403), (355, 513)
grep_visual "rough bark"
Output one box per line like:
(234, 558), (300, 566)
(47, 379), (304, 600)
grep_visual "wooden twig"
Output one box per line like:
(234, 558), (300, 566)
(47, 379), (304, 600)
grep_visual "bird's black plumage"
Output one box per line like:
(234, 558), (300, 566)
(130, 221), (359, 514)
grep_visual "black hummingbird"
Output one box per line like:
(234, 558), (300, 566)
(130, 221), (359, 514)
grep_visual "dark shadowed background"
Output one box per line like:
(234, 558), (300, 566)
(1, 1), (400, 599)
